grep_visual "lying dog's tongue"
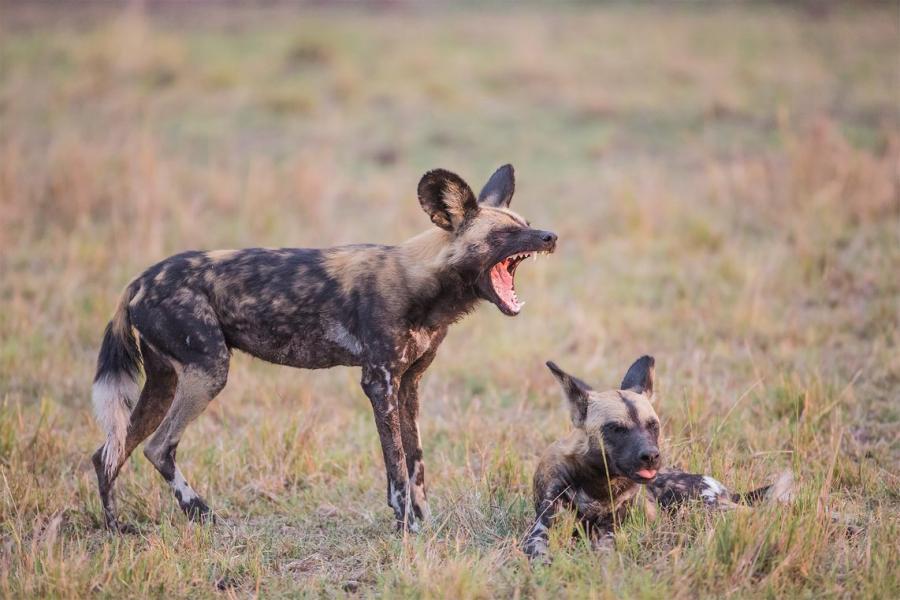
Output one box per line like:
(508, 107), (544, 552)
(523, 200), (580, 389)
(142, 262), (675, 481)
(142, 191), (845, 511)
(636, 469), (657, 480)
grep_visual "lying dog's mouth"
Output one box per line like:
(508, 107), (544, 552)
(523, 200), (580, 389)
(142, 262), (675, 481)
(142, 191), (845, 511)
(487, 249), (553, 316)
(633, 468), (658, 483)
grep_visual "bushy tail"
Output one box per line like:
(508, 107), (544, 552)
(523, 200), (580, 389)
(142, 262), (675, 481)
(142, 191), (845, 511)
(734, 469), (795, 506)
(92, 284), (142, 476)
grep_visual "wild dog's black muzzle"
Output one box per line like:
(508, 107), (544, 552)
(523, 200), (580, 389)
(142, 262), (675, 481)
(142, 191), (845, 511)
(639, 447), (661, 469)
(535, 230), (557, 252)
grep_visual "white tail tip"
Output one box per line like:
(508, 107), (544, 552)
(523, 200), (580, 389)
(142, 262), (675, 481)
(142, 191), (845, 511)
(92, 375), (138, 477)
(766, 469), (795, 503)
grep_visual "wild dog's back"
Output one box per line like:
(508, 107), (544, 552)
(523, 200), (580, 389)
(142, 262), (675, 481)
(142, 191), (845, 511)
(124, 247), (364, 369)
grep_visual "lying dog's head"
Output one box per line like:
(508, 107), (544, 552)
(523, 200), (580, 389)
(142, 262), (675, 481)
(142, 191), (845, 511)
(417, 165), (557, 316)
(546, 356), (661, 483)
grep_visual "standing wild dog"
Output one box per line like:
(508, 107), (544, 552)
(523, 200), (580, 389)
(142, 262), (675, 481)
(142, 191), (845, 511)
(91, 165), (557, 533)
(524, 356), (793, 561)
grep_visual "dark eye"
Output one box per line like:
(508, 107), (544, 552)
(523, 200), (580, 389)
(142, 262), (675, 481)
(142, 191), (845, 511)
(646, 420), (659, 433)
(611, 423), (628, 435)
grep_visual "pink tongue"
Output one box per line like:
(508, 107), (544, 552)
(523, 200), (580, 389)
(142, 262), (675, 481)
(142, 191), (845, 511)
(636, 469), (657, 479)
(490, 262), (517, 309)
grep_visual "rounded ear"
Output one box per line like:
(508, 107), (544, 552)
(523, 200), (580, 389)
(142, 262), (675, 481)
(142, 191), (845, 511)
(620, 355), (655, 397)
(546, 360), (593, 428)
(417, 169), (478, 231)
(477, 164), (516, 208)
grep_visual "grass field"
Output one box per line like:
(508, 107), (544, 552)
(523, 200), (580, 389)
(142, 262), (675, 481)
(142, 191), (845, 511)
(1, 2), (898, 597)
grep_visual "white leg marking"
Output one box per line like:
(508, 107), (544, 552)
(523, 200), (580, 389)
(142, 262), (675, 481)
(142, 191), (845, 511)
(381, 366), (393, 399)
(170, 467), (199, 504)
(388, 480), (403, 516)
(388, 479), (418, 531)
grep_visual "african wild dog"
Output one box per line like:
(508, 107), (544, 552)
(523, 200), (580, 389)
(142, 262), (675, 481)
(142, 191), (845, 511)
(91, 165), (557, 533)
(523, 356), (793, 561)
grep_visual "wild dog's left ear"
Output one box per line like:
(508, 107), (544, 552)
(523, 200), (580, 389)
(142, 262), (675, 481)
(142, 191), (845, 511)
(417, 169), (479, 232)
(546, 361), (593, 427)
(620, 355), (655, 397)
(477, 164), (515, 208)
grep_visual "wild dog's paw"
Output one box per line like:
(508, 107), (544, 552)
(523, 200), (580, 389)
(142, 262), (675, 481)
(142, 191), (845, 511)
(523, 541), (551, 565)
(590, 531), (615, 553)
(104, 519), (139, 535)
(182, 497), (215, 524)
(411, 497), (432, 525)
(395, 514), (422, 535)
(522, 533), (551, 564)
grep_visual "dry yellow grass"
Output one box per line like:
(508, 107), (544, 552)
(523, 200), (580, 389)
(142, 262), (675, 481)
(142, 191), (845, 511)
(1, 3), (898, 598)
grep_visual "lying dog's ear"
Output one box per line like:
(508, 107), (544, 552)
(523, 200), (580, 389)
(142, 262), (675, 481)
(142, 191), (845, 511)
(418, 169), (479, 232)
(477, 164), (515, 208)
(546, 361), (592, 427)
(620, 355), (655, 397)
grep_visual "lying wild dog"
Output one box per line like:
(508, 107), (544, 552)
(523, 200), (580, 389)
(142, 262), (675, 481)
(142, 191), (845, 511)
(523, 356), (793, 560)
(91, 165), (557, 533)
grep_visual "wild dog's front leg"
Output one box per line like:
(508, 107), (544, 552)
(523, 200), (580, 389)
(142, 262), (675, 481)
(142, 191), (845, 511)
(523, 481), (570, 562)
(397, 349), (438, 525)
(581, 515), (616, 552)
(572, 493), (619, 552)
(361, 365), (417, 532)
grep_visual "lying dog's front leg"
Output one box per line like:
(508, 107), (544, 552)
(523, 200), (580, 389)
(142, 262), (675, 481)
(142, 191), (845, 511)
(573, 496), (617, 551)
(523, 481), (570, 562)
(361, 364), (418, 532)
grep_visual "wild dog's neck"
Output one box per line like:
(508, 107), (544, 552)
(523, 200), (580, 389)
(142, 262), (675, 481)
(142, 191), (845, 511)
(395, 229), (481, 325)
(397, 228), (456, 269)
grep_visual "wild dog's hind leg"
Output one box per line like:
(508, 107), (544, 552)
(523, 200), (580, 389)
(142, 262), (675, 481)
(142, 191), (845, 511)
(647, 471), (741, 510)
(93, 341), (178, 532)
(140, 314), (229, 522)
(362, 365), (416, 532)
(397, 349), (438, 525)
(648, 469), (793, 510)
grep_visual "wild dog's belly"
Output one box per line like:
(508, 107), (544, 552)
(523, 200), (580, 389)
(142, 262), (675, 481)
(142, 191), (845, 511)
(227, 321), (363, 369)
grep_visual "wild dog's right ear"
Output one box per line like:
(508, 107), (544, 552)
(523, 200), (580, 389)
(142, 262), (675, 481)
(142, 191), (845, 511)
(477, 164), (515, 208)
(417, 169), (479, 232)
(546, 361), (592, 427)
(620, 355), (655, 397)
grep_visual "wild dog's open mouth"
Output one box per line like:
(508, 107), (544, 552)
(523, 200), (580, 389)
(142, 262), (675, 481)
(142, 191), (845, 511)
(488, 250), (552, 315)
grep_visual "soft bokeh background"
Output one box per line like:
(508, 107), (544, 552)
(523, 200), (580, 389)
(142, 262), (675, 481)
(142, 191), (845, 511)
(1, 2), (897, 597)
